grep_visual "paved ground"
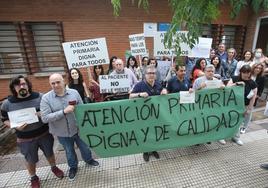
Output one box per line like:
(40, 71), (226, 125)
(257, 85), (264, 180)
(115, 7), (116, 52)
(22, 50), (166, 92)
(1, 107), (268, 188)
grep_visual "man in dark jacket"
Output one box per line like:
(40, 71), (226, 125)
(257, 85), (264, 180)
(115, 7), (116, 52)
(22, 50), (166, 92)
(129, 65), (167, 162)
(1, 75), (64, 188)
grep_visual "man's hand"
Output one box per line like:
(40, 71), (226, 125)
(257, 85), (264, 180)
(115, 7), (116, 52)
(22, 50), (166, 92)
(199, 82), (206, 90)
(236, 81), (245, 86)
(161, 88), (167, 95)
(188, 88), (194, 93)
(139, 92), (149, 98)
(15, 123), (27, 131)
(219, 84), (225, 89)
(64, 105), (75, 114)
(36, 111), (41, 117)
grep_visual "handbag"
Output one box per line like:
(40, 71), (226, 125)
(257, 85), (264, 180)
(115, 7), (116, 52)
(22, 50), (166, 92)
(264, 101), (268, 116)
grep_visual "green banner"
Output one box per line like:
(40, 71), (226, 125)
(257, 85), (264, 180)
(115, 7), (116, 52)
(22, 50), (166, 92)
(75, 86), (245, 158)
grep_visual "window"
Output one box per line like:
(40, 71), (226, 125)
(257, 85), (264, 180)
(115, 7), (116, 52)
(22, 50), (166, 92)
(155, 23), (246, 59)
(201, 24), (246, 59)
(0, 23), (27, 74)
(0, 22), (66, 75)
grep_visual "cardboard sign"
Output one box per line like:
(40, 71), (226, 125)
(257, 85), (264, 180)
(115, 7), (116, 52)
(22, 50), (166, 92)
(129, 34), (147, 56)
(99, 74), (130, 93)
(143, 23), (157, 37)
(188, 37), (213, 58)
(153, 31), (191, 57)
(157, 60), (172, 81)
(62, 38), (109, 68)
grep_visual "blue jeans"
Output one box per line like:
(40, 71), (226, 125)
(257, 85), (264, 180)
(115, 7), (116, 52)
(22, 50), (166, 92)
(58, 134), (92, 169)
(242, 109), (253, 129)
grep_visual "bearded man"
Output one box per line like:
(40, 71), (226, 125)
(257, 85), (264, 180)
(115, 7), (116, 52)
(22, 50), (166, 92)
(1, 75), (63, 188)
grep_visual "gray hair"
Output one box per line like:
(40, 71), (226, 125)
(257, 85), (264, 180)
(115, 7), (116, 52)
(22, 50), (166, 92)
(204, 64), (215, 72)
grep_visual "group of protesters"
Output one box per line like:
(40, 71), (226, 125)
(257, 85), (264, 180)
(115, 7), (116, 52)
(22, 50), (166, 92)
(65, 44), (268, 164)
(1, 43), (268, 188)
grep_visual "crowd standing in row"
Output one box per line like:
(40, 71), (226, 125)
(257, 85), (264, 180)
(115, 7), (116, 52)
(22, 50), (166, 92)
(1, 44), (268, 188)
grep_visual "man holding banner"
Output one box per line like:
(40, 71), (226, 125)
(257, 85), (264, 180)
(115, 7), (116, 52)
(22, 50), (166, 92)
(129, 65), (167, 161)
(193, 64), (227, 145)
(167, 64), (192, 93)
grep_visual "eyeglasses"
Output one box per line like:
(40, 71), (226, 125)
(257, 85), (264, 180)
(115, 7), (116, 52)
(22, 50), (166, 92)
(15, 83), (27, 87)
(146, 72), (156, 75)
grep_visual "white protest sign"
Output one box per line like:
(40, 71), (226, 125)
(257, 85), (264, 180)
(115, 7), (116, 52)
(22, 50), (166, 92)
(188, 37), (212, 58)
(180, 91), (195, 104)
(205, 79), (222, 89)
(154, 31), (191, 57)
(62, 38), (109, 69)
(157, 60), (172, 81)
(99, 74), (130, 93)
(8, 107), (39, 128)
(129, 34), (147, 56)
(143, 23), (157, 37)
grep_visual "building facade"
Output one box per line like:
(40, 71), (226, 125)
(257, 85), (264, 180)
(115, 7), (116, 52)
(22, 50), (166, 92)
(0, 0), (267, 99)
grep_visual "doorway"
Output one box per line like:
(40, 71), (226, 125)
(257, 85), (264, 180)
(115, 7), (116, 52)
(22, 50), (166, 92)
(256, 17), (268, 55)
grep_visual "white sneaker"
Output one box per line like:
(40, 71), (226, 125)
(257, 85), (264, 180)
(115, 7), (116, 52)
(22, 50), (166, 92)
(240, 128), (246, 134)
(232, 138), (243, 146)
(218, 139), (226, 145)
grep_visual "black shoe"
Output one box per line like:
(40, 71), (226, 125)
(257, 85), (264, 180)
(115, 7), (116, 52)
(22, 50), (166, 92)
(207, 142), (211, 144)
(152, 151), (160, 159)
(86, 159), (99, 167)
(260, 163), (268, 170)
(68, 168), (77, 181)
(143, 152), (150, 162)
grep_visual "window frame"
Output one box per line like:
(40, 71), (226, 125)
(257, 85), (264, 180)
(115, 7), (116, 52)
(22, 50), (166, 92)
(0, 21), (67, 75)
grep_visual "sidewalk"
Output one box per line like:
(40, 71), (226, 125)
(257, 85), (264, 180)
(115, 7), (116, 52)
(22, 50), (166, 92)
(1, 108), (268, 187)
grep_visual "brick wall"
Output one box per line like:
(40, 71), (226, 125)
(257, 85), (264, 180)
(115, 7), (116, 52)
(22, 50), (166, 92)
(244, 10), (268, 51)
(0, 0), (256, 99)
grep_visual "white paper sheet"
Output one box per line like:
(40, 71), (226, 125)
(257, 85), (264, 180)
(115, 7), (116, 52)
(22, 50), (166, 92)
(180, 91), (195, 104)
(8, 107), (39, 128)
